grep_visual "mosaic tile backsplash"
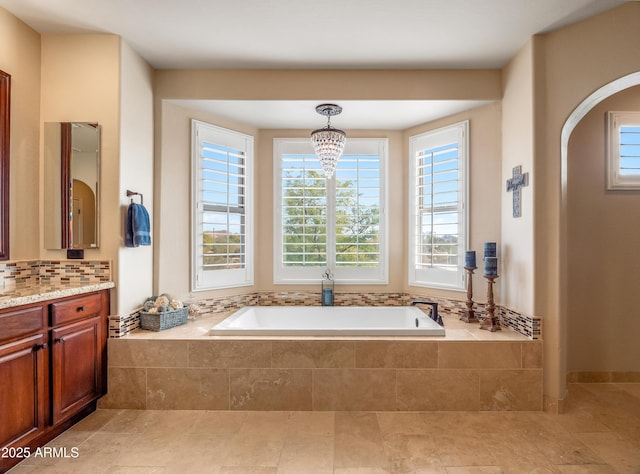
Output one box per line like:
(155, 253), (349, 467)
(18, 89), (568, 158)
(0, 259), (111, 288)
(111, 290), (540, 340)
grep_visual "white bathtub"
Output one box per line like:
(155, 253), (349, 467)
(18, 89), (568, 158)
(210, 305), (445, 336)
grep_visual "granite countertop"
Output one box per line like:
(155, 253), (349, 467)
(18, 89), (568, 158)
(0, 281), (115, 310)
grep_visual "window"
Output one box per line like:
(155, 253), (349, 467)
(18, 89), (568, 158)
(274, 138), (387, 284)
(409, 121), (468, 290)
(607, 111), (640, 190)
(191, 120), (253, 290)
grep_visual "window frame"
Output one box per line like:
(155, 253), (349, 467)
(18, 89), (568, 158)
(273, 137), (388, 285)
(607, 111), (640, 190)
(408, 121), (469, 291)
(191, 120), (254, 291)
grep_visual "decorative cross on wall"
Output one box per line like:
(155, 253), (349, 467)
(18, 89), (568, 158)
(506, 165), (529, 218)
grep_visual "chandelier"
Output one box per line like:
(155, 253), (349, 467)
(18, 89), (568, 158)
(310, 104), (346, 178)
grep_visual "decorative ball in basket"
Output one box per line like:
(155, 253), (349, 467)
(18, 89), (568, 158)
(139, 294), (188, 331)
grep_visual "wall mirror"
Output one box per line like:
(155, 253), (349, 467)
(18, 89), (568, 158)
(44, 122), (100, 249)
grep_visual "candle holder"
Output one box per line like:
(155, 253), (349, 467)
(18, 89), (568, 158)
(460, 267), (478, 323)
(479, 274), (501, 332)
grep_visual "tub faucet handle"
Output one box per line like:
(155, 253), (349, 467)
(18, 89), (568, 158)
(411, 300), (443, 326)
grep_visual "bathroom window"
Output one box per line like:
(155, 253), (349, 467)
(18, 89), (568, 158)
(274, 138), (387, 284)
(191, 120), (253, 290)
(607, 111), (640, 190)
(409, 121), (468, 290)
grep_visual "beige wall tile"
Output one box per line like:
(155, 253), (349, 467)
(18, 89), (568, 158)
(272, 341), (355, 368)
(522, 342), (543, 368)
(479, 369), (543, 411)
(99, 368), (147, 409)
(229, 369), (312, 410)
(108, 339), (188, 367)
(397, 369), (480, 411)
(188, 340), (271, 368)
(355, 341), (438, 368)
(611, 372), (640, 383)
(146, 368), (229, 410)
(438, 342), (522, 369)
(313, 369), (396, 411)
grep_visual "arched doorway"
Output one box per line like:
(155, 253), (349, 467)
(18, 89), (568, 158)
(560, 71), (640, 383)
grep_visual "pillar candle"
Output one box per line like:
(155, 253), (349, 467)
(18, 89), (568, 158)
(484, 256), (498, 276)
(322, 288), (333, 306)
(484, 242), (496, 258)
(464, 250), (476, 269)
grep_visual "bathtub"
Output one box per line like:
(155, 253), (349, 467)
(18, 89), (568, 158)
(210, 305), (445, 336)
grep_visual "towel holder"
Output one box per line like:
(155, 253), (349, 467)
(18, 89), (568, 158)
(126, 190), (143, 205)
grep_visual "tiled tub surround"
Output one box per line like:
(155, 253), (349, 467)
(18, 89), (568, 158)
(102, 312), (543, 412)
(109, 291), (540, 339)
(0, 260), (113, 308)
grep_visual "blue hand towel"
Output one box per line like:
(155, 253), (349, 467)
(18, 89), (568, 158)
(125, 203), (151, 247)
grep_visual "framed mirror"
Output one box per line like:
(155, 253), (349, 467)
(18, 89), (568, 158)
(0, 70), (9, 260)
(44, 122), (100, 249)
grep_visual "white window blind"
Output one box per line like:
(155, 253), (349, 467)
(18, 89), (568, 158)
(281, 151), (328, 268)
(192, 120), (253, 290)
(409, 121), (468, 290)
(274, 138), (387, 284)
(607, 111), (640, 190)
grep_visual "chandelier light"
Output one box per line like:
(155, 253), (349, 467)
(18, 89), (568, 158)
(310, 103), (346, 178)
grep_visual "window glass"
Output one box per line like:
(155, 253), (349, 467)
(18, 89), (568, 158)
(192, 120), (253, 290)
(274, 138), (387, 284)
(409, 121), (468, 290)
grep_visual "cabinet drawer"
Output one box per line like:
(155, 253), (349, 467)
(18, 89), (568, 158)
(51, 293), (103, 326)
(0, 306), (46, 343)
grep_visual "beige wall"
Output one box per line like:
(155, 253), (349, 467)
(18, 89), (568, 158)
(154, 71), (502, 302)
(0, 8), (41, 259)
(500, 39), (536, 315)
(155, 101), (258, 301)
(405, 103), (502, 303)
(117, 41), (154, 313)
(566, 85), (640, 372)
(1, 14), (155, 315)
(154, 70), (501, 101)
(536, 2), (640, 406)
(40, 34), (120, 261)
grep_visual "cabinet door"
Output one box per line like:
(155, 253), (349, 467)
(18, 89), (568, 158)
(0, 334), (47, 449)
(51, 316), (102, 423)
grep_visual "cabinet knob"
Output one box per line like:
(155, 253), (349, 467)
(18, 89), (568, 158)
(34, 343), (48, 351)
(77, 306), (86, 312)
(54, 337), (65, 344)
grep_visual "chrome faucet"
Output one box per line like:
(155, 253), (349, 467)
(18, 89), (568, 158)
(411, 300), (443, 326)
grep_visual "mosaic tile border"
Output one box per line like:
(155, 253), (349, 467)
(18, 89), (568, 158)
(0, 259), (111, 288)
(110, 290), (540, 340)
(108, 311), (141, 338)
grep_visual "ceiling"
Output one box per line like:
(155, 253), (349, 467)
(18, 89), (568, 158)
(0, 0), (631, 129)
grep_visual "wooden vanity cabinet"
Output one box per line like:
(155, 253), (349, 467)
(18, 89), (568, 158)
(0, 289), (109, 473)
(0, 332), (48, 453)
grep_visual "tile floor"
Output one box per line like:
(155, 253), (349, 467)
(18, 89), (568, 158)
(8, 383), (640, 473)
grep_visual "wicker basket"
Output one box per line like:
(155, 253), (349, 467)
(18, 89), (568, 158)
(139, 306), (188, 331)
